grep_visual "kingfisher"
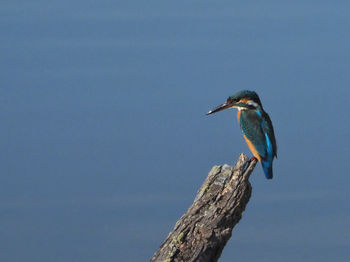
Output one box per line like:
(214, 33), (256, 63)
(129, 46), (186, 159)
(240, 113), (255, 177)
(206, 90), (277, 179)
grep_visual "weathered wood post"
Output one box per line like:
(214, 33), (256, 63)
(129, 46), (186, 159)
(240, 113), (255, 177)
(151, 154), (257, 262)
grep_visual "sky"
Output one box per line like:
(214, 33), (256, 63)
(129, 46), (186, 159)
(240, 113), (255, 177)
(1, 1), (350, 261)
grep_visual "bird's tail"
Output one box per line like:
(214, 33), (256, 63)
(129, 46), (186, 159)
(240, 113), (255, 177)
(262, 161), (273, 179)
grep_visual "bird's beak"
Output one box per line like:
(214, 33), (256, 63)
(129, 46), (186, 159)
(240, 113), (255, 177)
(206, 102), (233, 115)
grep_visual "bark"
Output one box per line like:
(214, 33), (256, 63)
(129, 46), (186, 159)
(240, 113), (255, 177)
(151, 154), (257, 262)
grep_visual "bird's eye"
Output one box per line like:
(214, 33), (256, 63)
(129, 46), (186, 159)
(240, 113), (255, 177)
(227, 98), (236, 103)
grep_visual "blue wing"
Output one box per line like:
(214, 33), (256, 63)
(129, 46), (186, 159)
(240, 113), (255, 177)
(261, 111), (277, 158)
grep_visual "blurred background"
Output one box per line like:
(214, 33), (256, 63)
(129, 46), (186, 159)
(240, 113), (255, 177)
(1, 1), (350, 261)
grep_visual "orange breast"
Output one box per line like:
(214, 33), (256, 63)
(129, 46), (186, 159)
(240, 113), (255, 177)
(243, 134), (261, 162)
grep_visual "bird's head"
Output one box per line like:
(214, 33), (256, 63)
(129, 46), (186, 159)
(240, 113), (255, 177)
(206, 90), (262, 115)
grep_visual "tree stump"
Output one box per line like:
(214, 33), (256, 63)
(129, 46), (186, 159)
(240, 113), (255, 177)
(151, 154), (257, 262)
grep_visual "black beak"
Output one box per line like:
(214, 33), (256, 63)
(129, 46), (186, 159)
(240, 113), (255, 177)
(206, 102), (232, 115)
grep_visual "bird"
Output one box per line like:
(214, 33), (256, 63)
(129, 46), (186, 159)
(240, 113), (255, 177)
(206, 90), (277, 179)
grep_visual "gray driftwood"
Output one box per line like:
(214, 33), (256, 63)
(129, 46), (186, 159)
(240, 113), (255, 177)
(151, 154), (257, 262)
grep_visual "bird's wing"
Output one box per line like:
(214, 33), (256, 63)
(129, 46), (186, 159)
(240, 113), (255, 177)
(262, 111), (277, 158)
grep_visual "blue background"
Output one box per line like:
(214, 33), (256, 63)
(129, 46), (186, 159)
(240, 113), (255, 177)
(1, 1), (350, 261)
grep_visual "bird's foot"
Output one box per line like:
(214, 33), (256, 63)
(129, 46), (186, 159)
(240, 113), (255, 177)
(250, 157), (257, 162)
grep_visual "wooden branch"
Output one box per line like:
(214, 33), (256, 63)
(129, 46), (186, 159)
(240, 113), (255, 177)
(151, 154), (257, 262)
